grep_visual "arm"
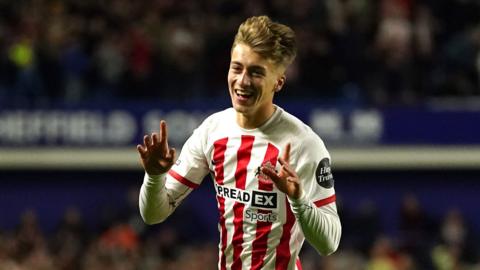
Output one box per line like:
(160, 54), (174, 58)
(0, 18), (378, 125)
(137, 120), (209, 225)
(137, 120), (177, 224)
(262, 143), (341, 255)
(139, 173), (171, 224)
(139, 171), (195, 224)
(288, 192), (341, 255)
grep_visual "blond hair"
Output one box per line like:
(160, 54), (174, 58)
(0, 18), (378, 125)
(232, 15), (297, 68)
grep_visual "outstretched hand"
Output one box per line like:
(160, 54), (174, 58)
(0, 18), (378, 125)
(137, 120), (176, 175)
(261, 143), (302, 200)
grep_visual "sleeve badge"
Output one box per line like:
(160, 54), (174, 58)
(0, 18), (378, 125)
(315, 158), (334, 188)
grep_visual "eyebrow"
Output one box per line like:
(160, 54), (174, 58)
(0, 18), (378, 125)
(230, 61), (267, 72)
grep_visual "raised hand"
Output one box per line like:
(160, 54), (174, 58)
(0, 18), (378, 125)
(137, 120), (176, 175)
(261, 143), (302, 200)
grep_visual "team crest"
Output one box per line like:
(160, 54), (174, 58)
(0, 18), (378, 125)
(255, 161), (277, 185)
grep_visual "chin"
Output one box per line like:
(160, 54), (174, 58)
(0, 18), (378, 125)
(232, 103), (247, 112)
(232, 102), (253, 115)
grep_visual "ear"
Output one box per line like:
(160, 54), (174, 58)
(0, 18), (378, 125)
(274, 75), (286, 92)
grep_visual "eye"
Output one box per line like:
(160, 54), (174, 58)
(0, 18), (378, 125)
(230, 65), (242, 73)
(251, 70), (265, 78)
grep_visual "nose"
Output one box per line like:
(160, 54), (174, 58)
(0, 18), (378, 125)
(239, 70), (251, 87)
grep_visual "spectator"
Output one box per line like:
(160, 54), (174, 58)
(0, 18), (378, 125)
(0, 0), (479, 107)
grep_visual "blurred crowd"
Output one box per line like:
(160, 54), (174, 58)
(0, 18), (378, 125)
(0, 0), (480, 108)
(0, 191), (478, 270)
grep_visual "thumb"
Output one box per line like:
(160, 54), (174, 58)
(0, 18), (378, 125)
(168, 147), (176, 160)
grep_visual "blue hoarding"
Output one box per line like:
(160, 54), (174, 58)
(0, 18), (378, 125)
(0, 102), (479, 147)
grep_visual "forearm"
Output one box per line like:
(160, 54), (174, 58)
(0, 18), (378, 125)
(289, 194), (341, 255)
(139, 173), (174, 224)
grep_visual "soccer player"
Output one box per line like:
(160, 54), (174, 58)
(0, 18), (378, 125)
(137, 15), (341, 270)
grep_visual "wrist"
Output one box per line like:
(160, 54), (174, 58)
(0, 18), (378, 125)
(146, 172), (167, 183)
(288, 191), (308, 206)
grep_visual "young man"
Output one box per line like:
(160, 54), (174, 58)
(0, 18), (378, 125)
(137, 15), (341, 270)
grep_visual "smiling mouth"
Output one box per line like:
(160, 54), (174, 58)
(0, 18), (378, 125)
(235, 89), (254, 99)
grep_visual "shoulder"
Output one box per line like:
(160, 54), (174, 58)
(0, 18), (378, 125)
(278, 109), (329, 159)
(191, 108), (236, 145)
(197, 107), (235, 130)
(279, 109), (325, 145)
(183, 108), (234, 151)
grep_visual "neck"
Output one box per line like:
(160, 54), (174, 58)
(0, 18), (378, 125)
(236, 105), (276, 129)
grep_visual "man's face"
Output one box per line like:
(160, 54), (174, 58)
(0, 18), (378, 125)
(228, 43), (284, 117)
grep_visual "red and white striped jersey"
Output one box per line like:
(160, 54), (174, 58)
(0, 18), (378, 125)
(140, 106), (341, 270)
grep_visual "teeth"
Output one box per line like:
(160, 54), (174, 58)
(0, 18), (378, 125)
(235, 90), (253, 96)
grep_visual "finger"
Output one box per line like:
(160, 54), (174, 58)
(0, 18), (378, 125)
(152, 132), (168, 156)
(281, 143), (291, 164)
(136, 144), (147, 159)
(152, 132), (159, 145)
(286, 176), (300, 185)
(160, 120), (169, 150)
(278, 157), (296, 176)
(261, 166), (282, 184)
(144, 135), (153, 150)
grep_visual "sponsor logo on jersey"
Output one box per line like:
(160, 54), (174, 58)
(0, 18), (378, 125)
(316, 158), (334, 188)
(245, 209), (278, 222)
(251, 190), (277, 209)
(215, 184), (251, 202)
(215, 184), (278, 209)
